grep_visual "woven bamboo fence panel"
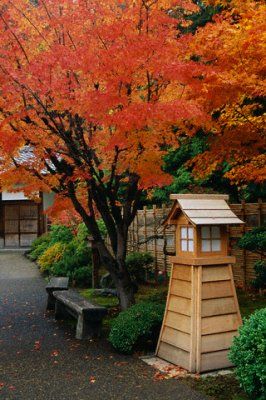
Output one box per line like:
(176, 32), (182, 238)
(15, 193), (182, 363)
(123, 200), (265, 287)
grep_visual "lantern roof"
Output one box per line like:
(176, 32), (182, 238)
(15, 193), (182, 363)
(164, 194), (244, 226)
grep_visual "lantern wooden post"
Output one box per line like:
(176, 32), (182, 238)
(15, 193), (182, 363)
(156, 194), (243, 373)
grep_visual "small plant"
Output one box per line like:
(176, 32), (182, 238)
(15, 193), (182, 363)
(238, 226), (266, 290)
(126, 252), (154, 284)
(109, 302), (164, 354)
(252, 260), (266, 290)
(229, 308), (266, 400)
(72, 266), (92, 287)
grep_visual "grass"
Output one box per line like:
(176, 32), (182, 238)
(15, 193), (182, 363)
(79, 284), (167, 333)
(80, 284), (167, 309)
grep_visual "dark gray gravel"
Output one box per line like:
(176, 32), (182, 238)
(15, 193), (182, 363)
(0, 252), (207, 400)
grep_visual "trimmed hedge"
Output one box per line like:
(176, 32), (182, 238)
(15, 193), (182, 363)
(229, 308), (266, 400)
(109, 302), (165, 354)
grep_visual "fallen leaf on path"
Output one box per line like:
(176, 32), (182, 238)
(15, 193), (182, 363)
(114, 361), (128, 366)
(34, 340), (41, 350)
(89, 376), (96, 384)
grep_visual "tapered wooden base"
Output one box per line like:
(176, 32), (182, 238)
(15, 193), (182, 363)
(156, 261), (242, 373)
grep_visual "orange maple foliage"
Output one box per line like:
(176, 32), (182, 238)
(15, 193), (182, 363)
(0, 0), (264, 306)
(189, 0), (266, 184)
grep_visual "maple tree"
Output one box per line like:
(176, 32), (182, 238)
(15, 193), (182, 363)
(0, 0), (265, 308)
(0, 0), (211, 308)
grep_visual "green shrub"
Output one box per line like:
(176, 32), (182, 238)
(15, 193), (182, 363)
(52, 238), (92, 276)
(229, 308), (266, 400)
(38, 242), (65, 273)
(238, 226), (266, 254)
(126, 252), (154, 283)
(109, 302), (165, 354)
(49, 224), (73, 244)
(28, 234), (51, 261)
(72, 266), (92, 287)
(252, 260), (266, 290)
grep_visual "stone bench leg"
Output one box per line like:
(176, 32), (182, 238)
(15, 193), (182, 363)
(55, 301), (68, 320)
(46, 293), (55, 311)
(76, 315), (103, 340)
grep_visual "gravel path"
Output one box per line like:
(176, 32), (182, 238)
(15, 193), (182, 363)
(0, 252), (207, 400)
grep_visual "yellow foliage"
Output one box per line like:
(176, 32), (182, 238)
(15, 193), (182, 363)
(38, 243), (65, 273)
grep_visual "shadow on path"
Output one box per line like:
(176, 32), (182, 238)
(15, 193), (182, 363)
(0, 252), (207, 400)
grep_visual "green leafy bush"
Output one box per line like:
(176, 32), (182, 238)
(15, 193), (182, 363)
(126, 252), (154, 283)
(28, 222), (95, 286)
(72, 266), (92, 287)
(238, 226), (266, 254)
(238, 226), (266, 290)
(38, 242), (65, 273)
(109, 302), (165, 354)
(229, 308), (266, 400)
(252, 260), (266, 290)
(49, 224), (73, 244)
(51, 238), (92, 278)
(28, 233), (51, 261)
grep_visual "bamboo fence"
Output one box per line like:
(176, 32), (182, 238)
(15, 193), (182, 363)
(123, 200), (265, 288)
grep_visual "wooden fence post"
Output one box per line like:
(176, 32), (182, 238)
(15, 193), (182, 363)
(153, 204), (158, 282)
(144, 206), (148, 252)
(241, 200), (247, 290)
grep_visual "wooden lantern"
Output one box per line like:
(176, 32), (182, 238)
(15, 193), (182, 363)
(156, 194), (244, 373)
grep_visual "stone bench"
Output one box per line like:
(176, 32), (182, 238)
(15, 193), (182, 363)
(53, 290), (107, 339)
(46, 277), (69, 310)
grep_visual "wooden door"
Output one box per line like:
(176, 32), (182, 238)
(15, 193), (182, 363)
(4, 203), (39, 247)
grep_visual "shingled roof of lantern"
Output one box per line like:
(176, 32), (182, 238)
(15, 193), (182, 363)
(164, 194), (244, 226)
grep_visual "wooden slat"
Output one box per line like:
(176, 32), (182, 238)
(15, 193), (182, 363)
(202, 314), (240, 335)
(157, 342), (190, 370)
(202, 266), (231, 282)
(185, 209), (236, 218)
(201, 350), (233, 372)
(191, 218), (243, 225)
(170, 194), (229, 200)
(201, 331), (237, 353)
(202, 297), (237, 317)
(178, 200), (229, 210)
(161, 326), (190, 352)
(172, 265), (191, 281)
(165, 311), (191, 333)
(171, 279), (191, 298)
(168, 295), (191, 316)
(170, 256), (235, 266)
(202, 281), (232, 299)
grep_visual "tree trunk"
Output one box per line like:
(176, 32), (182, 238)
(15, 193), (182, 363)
(95, 240), (135, 310)
(114, 272), (135, 310)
